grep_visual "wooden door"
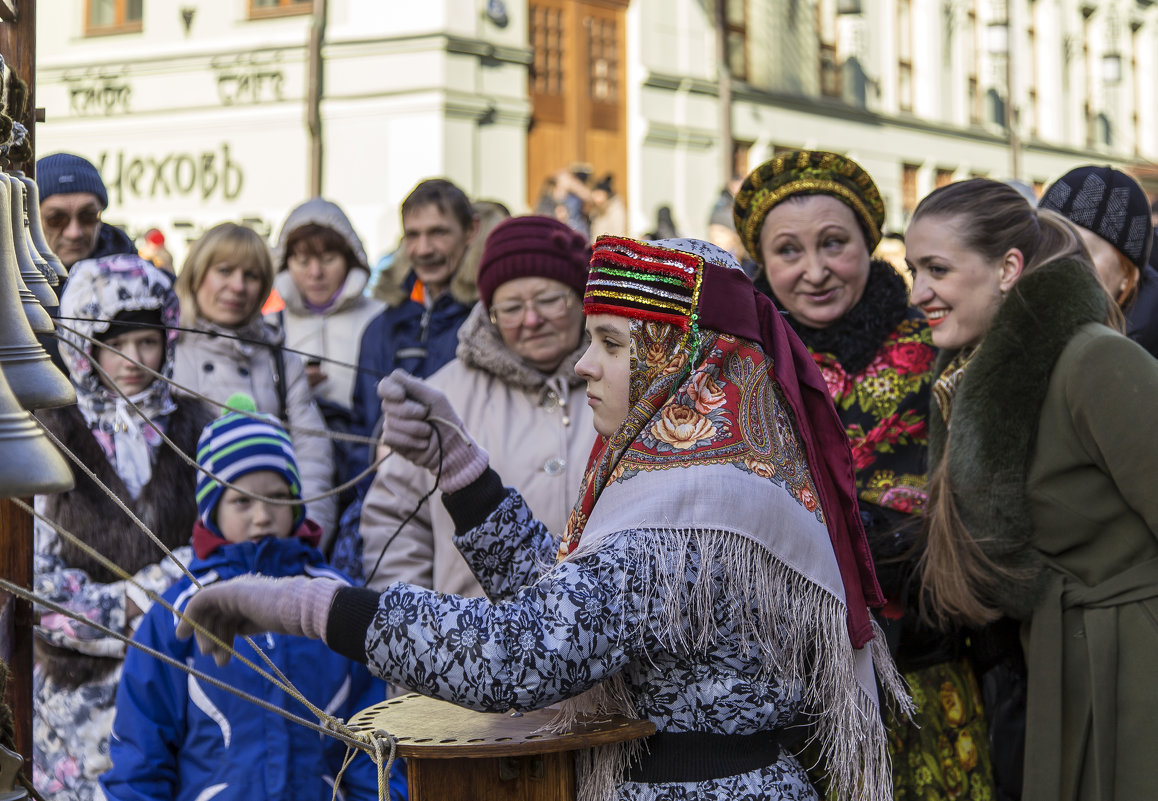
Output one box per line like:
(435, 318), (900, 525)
(527, 0), (629, 213)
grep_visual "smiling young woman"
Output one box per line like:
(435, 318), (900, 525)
(908, 178), (1158, 801)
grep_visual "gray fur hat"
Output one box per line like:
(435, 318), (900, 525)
(273, 197), (369, 272)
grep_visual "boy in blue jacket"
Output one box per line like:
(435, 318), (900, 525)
(101, 396), (401, 801)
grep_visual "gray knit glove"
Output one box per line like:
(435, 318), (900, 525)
(175, 576), (340, 666)
(377, 369), (489, 493)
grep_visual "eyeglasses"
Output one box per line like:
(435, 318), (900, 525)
(43, 209), (101, 231)
(489, 291), (575, 328)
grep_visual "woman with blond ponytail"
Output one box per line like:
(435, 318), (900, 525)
(908, 178), (1154, 801)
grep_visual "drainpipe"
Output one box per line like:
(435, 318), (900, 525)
(307, 0), (328, 196)
(715, 0), (733, 183)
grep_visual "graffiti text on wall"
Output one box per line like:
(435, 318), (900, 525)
(65, 71), (131, 116)
(213, 52), (287, 106)
(97, 144), (244, 206)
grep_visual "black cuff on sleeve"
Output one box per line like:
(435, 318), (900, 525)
(441, 467), (506, 536)
(326, 587), (382, 664)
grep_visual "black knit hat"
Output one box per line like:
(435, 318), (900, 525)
(36, 153), (109, 209)
(1039, 166), (1153, 269)
(476, 215), (592, 308)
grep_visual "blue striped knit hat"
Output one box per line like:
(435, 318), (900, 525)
(195, 393), (304, 537)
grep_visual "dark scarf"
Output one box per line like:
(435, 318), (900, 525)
(35, 398), (213, 687)
(930, 258), (1110, 619)
(755, 259), (910, 374)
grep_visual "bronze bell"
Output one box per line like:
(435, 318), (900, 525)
(14, 172), (67, 284)
(0, 741), (30, 801)
(0, 175), (52, 333)
(0, 362), (74, 495)
(0, 176), (75, 411)
(6, 175), (56, 308)
(13, 177), (59, 290)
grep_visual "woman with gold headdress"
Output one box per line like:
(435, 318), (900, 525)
(174, 237), (907, 800)
(734, 151), (995, 800)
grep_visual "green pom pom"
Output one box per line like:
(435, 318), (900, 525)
(223, 393), (258, 416)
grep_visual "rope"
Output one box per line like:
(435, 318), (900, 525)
(22, 319), (484, 796)
(55, 324), (471, 510)
(52, 315), (382, 381)
(54, 321), (378, 445)
(0, 576), (379, 755)
(53, 330), (390, 507)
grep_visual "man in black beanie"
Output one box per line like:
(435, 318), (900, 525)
(36, 152), (134, 268)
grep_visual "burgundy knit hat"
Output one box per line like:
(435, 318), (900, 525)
(476, 215), (592, 308)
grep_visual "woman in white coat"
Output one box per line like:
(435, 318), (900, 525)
(172, 222), (338, 542)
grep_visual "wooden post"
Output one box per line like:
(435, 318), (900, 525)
(0, 0), (37, 177)
(0, 498), (33, 763)
(0, 0), (40, 764)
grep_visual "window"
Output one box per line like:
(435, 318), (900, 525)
(249, 0), (313, 19)
(817, 1), (840, 97)
(725, 0), (749, 81)
(587, 15), (620, 103)
(1027, 16), (1039, 136)
(935, 168), (955, 188)
(732, 140), (754, 179)
(85, 0), (142, 35)
(967, 6), (981, 123)
(902, 163), (919, 219)
(897, 0), (913, 111)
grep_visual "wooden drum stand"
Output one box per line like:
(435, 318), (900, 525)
(348, 694), (654, 801)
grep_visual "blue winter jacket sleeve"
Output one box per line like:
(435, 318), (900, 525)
(101, 592), (189, 801)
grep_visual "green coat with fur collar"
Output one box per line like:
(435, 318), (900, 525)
(932, 258), (1158, 801)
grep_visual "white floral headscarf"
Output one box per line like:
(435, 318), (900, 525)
(57, 254), (180, 497)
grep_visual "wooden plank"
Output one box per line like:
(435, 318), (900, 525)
(409, 752), (574, 801)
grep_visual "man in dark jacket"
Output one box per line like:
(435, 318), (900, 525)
(349, 178), (478, 477)
(36, 153), (135, 268)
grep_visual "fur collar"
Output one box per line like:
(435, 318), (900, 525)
(931, 258), (1110, 619)
(756, 260), (910, 374)
(35, 398), (214, 687)
(454, 303), (588, 393)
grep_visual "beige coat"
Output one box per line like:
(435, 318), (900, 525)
(359, 305), (594, 595)
(171, 317), (338, 541)
(268, 269), (384, 410)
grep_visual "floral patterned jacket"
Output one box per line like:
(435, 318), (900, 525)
(328, 472), (821, 801)
(33, 524), (191, 801)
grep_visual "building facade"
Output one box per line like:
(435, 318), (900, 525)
(34, 0), (1156, 263)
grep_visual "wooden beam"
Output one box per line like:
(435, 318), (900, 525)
(0, 0), (37, 175)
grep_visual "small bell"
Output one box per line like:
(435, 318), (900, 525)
(7, 176), (56, 308)
(0, 741), (30, 801)
(14, 178), (58, 288)
(0, 174), (51, 333)
(0, 176), (75, 410)
(14, 172), (67, 284)
(0, 362), (73, 495)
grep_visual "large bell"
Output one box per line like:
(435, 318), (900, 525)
(0, 175), (52, 333)
(0, 359), (74, 495)
(0, 175), (75, 411)
(15, 172), (67, 284)
(7, 176), (57, 308)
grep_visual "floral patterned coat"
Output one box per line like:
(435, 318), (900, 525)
(328, 472), (822, 801)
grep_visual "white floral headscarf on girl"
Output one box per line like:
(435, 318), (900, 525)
(57, 254), (180, 498)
